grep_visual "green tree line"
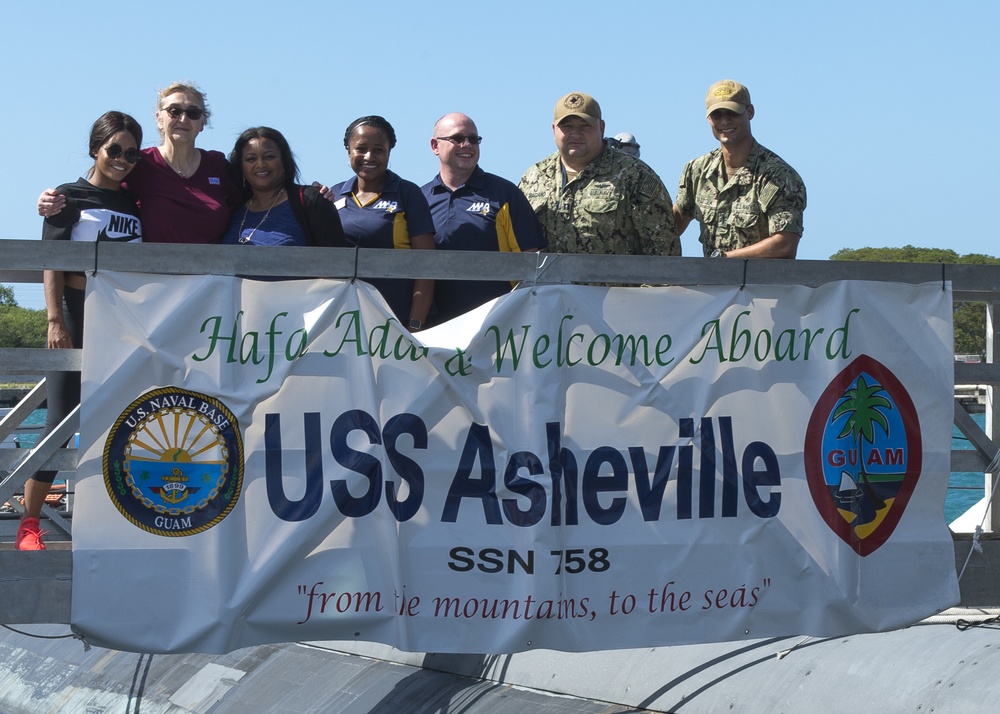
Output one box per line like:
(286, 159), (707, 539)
(0, 285), (47, 348)
(831, 246), (999, 357)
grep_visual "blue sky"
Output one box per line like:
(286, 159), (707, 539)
(3, 0), (995, 310)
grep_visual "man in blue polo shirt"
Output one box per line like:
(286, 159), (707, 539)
(422, 112), (546, 323)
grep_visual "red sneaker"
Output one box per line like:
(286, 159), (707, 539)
(15, 517), (47, 551)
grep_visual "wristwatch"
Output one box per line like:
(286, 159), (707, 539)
(408, 318), (423, 331)
(710, 249), (726, 258)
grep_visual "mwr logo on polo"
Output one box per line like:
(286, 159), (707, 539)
(103, 387), (244, 537)
(804, 355), (922, 556)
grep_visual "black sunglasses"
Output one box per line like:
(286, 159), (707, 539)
(105, 144), (141, 164)
(436, 134), (483, 145)
(162, 105), (205, 121)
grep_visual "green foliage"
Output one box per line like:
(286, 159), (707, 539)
(830, 245), (1000, 266)
(954, 302), (986, 356)
(831, 246), (1000, 357)
(830, 246), (961, 263)
(0, 284), (16, 308)
(0, 305), (47, 348)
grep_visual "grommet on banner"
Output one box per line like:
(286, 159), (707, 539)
(91, 240), (99, 277)
(740, 258), (748, 291)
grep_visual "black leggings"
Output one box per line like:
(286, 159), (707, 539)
(33, 286), (84, 485)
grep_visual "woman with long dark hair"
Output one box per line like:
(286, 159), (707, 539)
(18, 111), (144, 550)
(223, 126), (345, 247)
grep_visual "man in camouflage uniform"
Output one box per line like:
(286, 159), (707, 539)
(519, 92), (679, 256)
(674, 80), (806, 258)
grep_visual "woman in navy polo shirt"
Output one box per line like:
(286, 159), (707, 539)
(333, 116), (435, 331)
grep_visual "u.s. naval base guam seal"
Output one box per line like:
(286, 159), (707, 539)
(103, 387), (244, 536)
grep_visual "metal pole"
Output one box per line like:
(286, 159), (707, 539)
(987, 302), (999, 532)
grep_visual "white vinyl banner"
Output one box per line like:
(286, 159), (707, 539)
(71, 273), (959, 654)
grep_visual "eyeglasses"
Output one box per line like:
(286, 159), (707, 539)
(162, 105), (205, 121)
(105, 144), (141, 164)
(436, 134), (483, 146)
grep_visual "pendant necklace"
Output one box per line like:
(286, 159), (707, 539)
(238, 189), (285, 244)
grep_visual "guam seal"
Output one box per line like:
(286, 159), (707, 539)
(804, 355), (922, 556)
(103, 387), (244, 537)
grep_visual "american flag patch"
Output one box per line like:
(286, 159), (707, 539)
(639, 175), (659, 198)
(209, 177), (220, 185)
(759, 181), (778, 210)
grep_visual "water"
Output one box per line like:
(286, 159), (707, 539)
(10, 410), (990, 523)
(949, 411), (988, 523)
(18, 408), (46, 449)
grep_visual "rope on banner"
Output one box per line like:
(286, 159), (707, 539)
(775, 635), (812, 660)
(351, 244), (360, 283)
(91, 240), (99, 277)
(941, 262), (947, 291)
(531, 252), (552, 295)
(986, 446), (1000, 475)
(956, 613), (1000, 630)
(740, 258), (748, 291)
(1, 624), (86, 649)
(956, 448), (1000, 584)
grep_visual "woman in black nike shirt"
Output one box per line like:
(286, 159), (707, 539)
(16, 111), (143, 551)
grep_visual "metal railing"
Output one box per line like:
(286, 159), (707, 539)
(2, 239), (999, 536)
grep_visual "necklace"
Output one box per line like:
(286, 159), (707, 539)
(161, 148), (198, 178)
(238, 189), (285, 244)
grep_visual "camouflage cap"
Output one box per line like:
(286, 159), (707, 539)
(554, 92), (602, 126)
(705, 80), (751, 117)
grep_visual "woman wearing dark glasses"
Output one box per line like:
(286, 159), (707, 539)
(122, 82), (240, 243)
(16, 111), (144, 551)
(37, 81), (240, 244)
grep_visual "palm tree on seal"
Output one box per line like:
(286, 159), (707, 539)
(833, 375), (892, 513)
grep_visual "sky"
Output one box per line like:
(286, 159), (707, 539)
(2, 0), (996, 310)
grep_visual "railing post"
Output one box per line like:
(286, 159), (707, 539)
(987, 302), (999, 532)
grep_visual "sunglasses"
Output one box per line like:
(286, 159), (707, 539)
(436, 134), (483, 145)
(105, 144), (141, 164)
(162, 105), (205, 121)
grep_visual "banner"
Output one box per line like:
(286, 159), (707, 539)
(71, 274), (959, 654)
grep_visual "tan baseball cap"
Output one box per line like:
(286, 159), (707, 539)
(705, 80), (751, 117)
(554, 92), (602, 126)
